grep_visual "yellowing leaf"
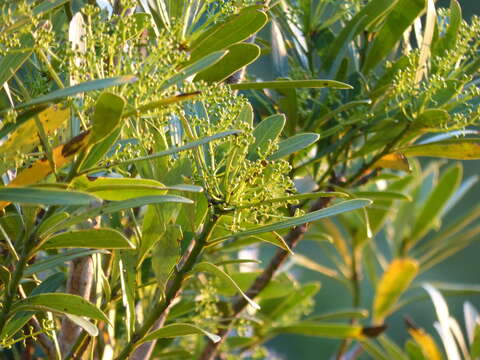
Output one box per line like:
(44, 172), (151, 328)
(402, 139), (480, 160)
(373, 258), (419, 323)
(0, 105), (70, 158)
(0, 131), (90, 210)
(406, 318), (443, 360)
(373, 153), (411, 172)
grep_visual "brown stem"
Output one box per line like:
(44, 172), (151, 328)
(199, 196), (332, 360)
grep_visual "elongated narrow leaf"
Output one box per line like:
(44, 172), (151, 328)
(13, 76), (136, 110)
(267, 133), (320, 160)
(0, 131), (92, 207)
(271, 322), (386, 339)
(351, 191), (411, 201)
(86, 130), (241, 172)
(25, 249), (109, 275)
(405, 318), (443, 360)
(324, 0), (400, 71)
(195, 262), (260, 310)
(415, 0), (436, 84)
(236, 192), (348, 210)
(401, 139), (480, 160)
(195, 43), (260, 83)
(119, 251), (136, 340)
(11, 293), (109, 323)
(45, 195), (192, 236)
(140, 323), (220, 344)
(409, 164), (462, 244)
(160, 51), (227, 90)
(293, 254), (339, 278)
(152, 225), (181, 294)
(72, 176), (167, 200)
(0, 104), (70, 160)
(268, 283), (320, 320)
(308, 309), (369, 321)
(231, 79), (352, 91)
(65, 314), (98, 337)
(363, 0), (426, 72)
(423, 284), (461, 360)
(123, 92), (201, 117)
(373, 258), (419, 323)
(88, 92), (125, 145)
(189, 6), (267, 63)
(248, 114), (285, 160)
(0, 187), (100, 207)
(0, 273), (65, 340)
(211, 199), (371, 242)
(41, 229), (134, 250)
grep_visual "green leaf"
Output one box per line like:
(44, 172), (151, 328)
(433, 0), (462, 55)
(64, 314), (98, 337)
(189, 6), (267, 63)
(10, 293), (109, 323)
(45, 195), (193, 236)
(24, 249), (109, 275)
(85, 130), (242, 173)
(211, 199), (371, 242)
(152, 225), (181, 294)
(415, 109), (450, 130)
(41, 229), (134, 250)
(293, 254), (339, 279)
(194, 43), (260, 83)
(409, 164), (462, 244)
(248, 114), (285, 160)
(140, 323), (221, 344)
(195, 262), (260, 309)
(351, 191), (411, 201)
(471, 324), (480, 357)
(324, 0), (400, 71)
(0, 273), (65, 340)
(119, 251), (136, 340)
(160, 51), (227, 90)
(88, 92), (126, 145)
(401, 139), (480, 160)
(373, 258), (419, 323)
(13, 76), (137, 110)
(231, 79), (352, 91)
(0, 187), (100, 206)
(363, 0), (426, 73)
(307, 309), (369, 321)
(271, 322), (384, 339)
(267, 133), (320, 160)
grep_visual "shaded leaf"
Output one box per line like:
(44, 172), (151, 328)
(211, 199), (371, 242)
(140, 323), (220, 344)
(152, 225), (181, 294)
(88, 92), (125, 145)
(195, 43), (260, 83)
(195, 262), (260, 309)
(271, 322), (386, 339)
(0, 187), (99, 208)
(248, 114), (285, 160)
(11, 293), (109, 323)
(231, 79), (352, 91)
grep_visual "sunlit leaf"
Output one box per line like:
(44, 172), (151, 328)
(401, 139), (480, 159)
(373, 258), (419, 323)
(41, 229), (134, 250)
(231, 79), (352, 91)
(373, 153), (411, 172)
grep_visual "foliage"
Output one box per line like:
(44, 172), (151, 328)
(0, 0), (479, 359)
